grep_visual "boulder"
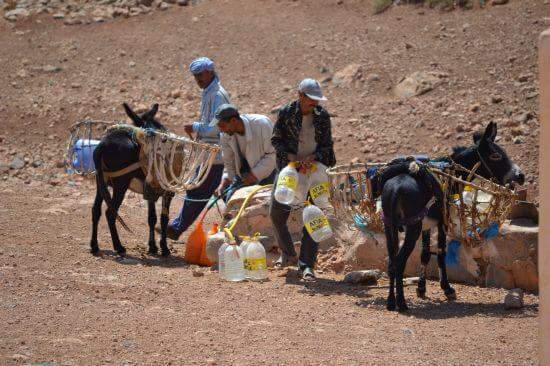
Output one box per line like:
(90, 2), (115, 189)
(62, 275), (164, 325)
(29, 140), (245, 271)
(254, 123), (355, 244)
(332, 64), (363, 87)
(327, 220), (538, 292)
(394, 71), (448, 98)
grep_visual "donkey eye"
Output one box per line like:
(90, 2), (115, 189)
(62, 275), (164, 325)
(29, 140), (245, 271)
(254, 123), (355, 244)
(489, 153), (502, 161)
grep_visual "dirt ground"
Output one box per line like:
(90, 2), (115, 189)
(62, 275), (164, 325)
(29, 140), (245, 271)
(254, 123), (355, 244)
(0, 0), (545, 364)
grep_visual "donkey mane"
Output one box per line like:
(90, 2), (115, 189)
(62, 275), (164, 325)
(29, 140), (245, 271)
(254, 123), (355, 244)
(451, 145), (471, 157)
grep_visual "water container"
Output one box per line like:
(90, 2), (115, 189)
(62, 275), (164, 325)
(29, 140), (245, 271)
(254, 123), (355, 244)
(223, 244), (245, 282)
(303, 204), (333, 243)
(308, 163), (330, 208)
(244, 237), (267, 281)
(71, 139), (100, 173)
(239, 238), (253, 276)
(217, 240), (230, 280)
(462, 186), (474, 206)
(475, 191), (493, 213)
(274, 162), (299, 205)
(449, 194), (462, 238)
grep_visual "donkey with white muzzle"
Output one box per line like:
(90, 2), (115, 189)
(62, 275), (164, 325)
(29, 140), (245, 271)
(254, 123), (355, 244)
(379, 122), (525, 312)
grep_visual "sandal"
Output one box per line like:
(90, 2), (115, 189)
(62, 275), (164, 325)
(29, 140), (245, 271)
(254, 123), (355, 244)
(301, 267), (316, 281)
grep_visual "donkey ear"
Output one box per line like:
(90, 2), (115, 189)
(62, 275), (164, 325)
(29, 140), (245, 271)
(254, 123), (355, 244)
(144, 103), (159, 120)
(123, 103), (142, 127)
(482, 121), (497, 143)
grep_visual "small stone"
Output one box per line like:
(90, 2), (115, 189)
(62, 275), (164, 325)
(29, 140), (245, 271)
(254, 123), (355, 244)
(366, 73), (380, 82)
(0, 162), (9, 174)
(526, 91), (539, 99)
(192, 16), (199, 22)
(34, 65), (62, 74)
(169, 89), (181, 98)
(405, 42), (413, 49)
(52, 12), (65, 19)
(9, 155), (25, 170)
(192, 269), (204, 277)
(129, 61), (136, 68)
(469, 103), (480, 112)
(491, 0), (509, 4)
(320, 66), (329, 74)
(159, 2), (170, 10)
(504, 288), (524, 309)
(206, 359), (217, 366)
(343, 270), (380, 285)
(513, 137), (523, 144)
(177, 0), (189, 5)
(513, 111), (531, 124)
(71, 83), (82, 89)
(4, 8), (29, 20)
(32, 160), (43, 168)
(490, 96), (503, 104)
(456, 123), (467, 132)
(517, 74), (531, 83)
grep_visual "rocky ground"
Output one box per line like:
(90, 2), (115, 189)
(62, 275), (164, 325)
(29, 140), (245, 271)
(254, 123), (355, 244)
(0, 0), (545, 364)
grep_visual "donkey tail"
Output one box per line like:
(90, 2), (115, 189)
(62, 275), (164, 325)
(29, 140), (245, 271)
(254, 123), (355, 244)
(93, 143), (132, 233)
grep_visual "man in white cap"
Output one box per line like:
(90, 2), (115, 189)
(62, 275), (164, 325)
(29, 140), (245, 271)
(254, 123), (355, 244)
(166, 57), (230, 240)
(210, 103), (276, 202)
(270, 78), (336, 280)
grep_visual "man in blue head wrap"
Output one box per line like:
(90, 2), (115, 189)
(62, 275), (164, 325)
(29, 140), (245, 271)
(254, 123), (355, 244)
(166, 56), (230, 240)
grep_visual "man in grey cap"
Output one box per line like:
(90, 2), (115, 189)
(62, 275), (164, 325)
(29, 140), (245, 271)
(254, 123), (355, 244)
(165, 57), (230, 240)
(210, 104), (276, 202)
(270, 78), (336, 280)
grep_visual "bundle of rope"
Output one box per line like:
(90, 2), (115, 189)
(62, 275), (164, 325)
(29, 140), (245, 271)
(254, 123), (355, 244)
(66, 121), (220, 193)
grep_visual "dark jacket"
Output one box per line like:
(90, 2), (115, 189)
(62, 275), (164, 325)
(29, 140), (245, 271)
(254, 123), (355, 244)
(271, 100), (336, 170)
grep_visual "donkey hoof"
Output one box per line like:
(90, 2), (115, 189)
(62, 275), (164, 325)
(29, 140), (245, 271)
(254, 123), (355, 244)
(397, 303), (409, 313)
(148, 246), (158, 255)
(416, 288), (426, 299)
(445, 288), (457, 301)
(386, 296), (396, 311)
(116, 247), (127, 256)
(161, 249), (171, 257)
(90, 245), (99, 255)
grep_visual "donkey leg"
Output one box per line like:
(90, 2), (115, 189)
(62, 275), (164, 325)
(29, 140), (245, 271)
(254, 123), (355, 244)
(395, 223), (422, 312)
(105, 183), (129, 255)
(416, 230), (431, 298)
(90, 188), (103, 255)
(147, 199), (158, 255)
(385, 225), (399, 311)
(436, 223), (456, 300)
(159, 193), (173, 257)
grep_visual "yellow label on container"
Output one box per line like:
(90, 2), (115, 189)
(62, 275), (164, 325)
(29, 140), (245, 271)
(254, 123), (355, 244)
(310, 182), (329, 199)
(305, 216), (329, 234)
(278, 175), (298, 190)
(247, 257), (267, 271)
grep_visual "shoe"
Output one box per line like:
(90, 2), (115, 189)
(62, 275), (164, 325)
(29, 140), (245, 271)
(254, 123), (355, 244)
(274, 253), (298, 268)
(301, 267), (316, 281)
(155, 225), (180, 241)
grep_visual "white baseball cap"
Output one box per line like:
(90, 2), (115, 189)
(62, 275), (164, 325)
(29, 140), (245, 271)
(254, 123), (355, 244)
(298, 78), (327, 101)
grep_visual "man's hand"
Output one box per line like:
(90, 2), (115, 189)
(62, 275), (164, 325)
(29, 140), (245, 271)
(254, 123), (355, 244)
(216, 178), (231, 197)
(298, 154), (317, 173)
(242, 172), (258, 185)
(184, 124), (194, 139)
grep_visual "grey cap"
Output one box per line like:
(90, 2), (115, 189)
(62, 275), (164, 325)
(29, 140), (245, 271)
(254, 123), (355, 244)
(298, 78), (327, 101)
(209, 103), (240, 127)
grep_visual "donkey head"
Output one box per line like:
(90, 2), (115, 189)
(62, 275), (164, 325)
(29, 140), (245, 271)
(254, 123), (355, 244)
(453, 122), (524, 187)
(123, 103), (167, 131)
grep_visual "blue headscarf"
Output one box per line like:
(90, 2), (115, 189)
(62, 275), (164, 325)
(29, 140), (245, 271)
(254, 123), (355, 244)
(189, 57), (215, 75)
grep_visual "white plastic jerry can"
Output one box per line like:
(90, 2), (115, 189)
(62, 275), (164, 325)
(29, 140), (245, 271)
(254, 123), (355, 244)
(308, 162), (330, 208)
(274, 162), (299, 205)
(217, 240), (230, 280)
(239, 238), (253, 277)
(303, 203), (333, 243)
(223, 243), (245, 282)
(244, 238), (267, 281)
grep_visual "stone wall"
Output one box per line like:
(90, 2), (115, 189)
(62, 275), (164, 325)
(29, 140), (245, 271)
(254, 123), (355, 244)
(331, 219), (539, 293)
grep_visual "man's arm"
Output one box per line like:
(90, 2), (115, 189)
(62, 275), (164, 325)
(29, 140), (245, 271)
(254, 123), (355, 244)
(271, 107), (294, 167)
(251, 121), (276, 181)
(192, 92), (226, 138)
(220, 134), (237, 181)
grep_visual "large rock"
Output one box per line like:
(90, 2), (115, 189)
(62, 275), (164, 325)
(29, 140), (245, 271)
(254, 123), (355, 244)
(332, 64), (363, 87)
(394, 71), (448, 98)
(328, 220), (538, 292)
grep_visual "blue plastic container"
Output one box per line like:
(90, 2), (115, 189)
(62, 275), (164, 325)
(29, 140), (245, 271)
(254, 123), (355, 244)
(70, 139), (100, 173)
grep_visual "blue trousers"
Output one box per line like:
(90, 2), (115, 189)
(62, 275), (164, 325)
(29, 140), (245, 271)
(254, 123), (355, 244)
(170, 164), (224, 237)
